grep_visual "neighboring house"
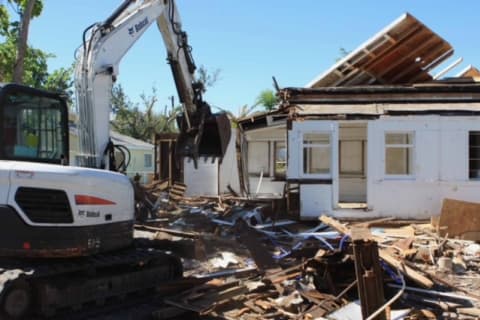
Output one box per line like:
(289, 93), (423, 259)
(237, 13), (480, 220)
(69, 128), (155, 184)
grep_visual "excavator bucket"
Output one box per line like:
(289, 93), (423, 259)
(176, 112), (231, 162)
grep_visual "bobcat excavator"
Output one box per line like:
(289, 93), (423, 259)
(0, 0), (230, 318)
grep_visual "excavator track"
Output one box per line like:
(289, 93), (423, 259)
(0, 247), (182, 319)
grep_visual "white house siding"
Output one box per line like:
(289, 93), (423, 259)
(287, 121), (339, 218)
(184, 157), (219, 196)
(219, 128), (241, 194)
(68, 130), (154, 184)
(289, 115), (480, 220)
(183, 128), (240, 197)
(126, 149), (155, 184)
(366, 115), (480, 219)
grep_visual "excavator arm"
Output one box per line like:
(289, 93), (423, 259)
(75, 0), (230, 170)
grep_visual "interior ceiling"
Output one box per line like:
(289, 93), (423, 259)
(307, 13), (453, 88)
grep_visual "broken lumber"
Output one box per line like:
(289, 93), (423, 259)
(456, 308), (480, 317)
(135, 224), (198, 238)
(320, 215), (434, 288)
(378, 250), (433, 288)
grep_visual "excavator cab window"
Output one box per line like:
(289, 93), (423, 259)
(0, 84), (69, 165)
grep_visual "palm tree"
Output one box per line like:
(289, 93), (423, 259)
(214, 103), (258, 128)
(255, 89), (279, 111)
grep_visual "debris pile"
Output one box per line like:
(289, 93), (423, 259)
(134, 187), (480, 319)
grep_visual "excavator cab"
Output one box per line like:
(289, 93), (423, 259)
(0, 83), (69, 165)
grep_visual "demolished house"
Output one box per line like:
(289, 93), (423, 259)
(127, 13), (480, 320)
(238, 13), (480, 220)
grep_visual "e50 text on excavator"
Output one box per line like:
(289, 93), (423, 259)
(0, 0), (230, 318)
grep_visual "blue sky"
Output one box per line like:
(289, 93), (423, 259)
(25, 0), (480, 114)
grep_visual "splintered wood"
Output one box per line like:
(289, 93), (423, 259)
(319, 215), (434, 288)
(137, 191), (480, 320)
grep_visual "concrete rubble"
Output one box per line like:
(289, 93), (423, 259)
(131, 182), (480, 320)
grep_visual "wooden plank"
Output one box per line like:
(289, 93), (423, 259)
(320, 215), (350, 235)
(353, 216), (395, 227)
(135, 224), (198, 238)
(378, 249), (433, 288)
(438, 198), (480, 241)
(457, 308), (480, 317)
(320, 214), (434, 288)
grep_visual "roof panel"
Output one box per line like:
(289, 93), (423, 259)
(307, 13), (453, 88)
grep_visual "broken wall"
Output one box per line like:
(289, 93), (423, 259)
(184, 128), (240, 196)
(245, 126), (286, 197)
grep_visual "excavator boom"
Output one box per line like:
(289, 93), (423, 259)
(75, 0), (231, 169)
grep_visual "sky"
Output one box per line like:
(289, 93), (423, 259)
(22, 0), (480, 114)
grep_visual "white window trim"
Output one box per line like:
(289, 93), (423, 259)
(144, 153), (153, 168)
(384, 131), (415, 179)
(300, 131), (332, 179)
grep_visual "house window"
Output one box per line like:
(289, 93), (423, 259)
(385, 132), (414, 176)
(248, 142), (270, 177)
(274, 141), (286, 179)
(144, 153), (152, 168)
(339, 140), (364, 176)
(303, 133), (331, 175)
(469, 131), (480, 179)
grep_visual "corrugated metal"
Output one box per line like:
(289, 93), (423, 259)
(307, 13), (453, 88)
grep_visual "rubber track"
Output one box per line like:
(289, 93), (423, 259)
(0, 248), (182, 318)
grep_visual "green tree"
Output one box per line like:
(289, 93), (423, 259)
(0, 0), (44, 84)
(0, 1), (74, 110)
(111, 84), (179, 142)
(0, 6), (10, 36)
(43, 64), (74, 106)
(214, 103), (258, 128)
(13, 0), (39, 83)
(255, 89), (278, 111)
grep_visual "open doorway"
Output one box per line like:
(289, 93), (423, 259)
(338, 122), (367, 208)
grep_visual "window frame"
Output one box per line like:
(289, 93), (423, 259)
(384, 131), (415, 179)
(144, 153), (153, 168)
(273, 141), (287, 180)
(301, 131), (332, 178)
(469, 131), (480, 180)
(0, 84), (69, 165)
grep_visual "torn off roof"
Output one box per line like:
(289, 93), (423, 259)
(307, 13), (453, 88)
(457, 65), (480, 79)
